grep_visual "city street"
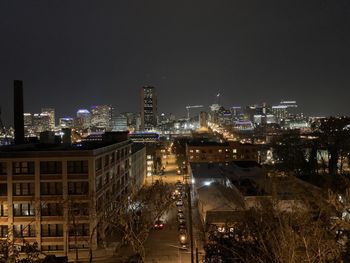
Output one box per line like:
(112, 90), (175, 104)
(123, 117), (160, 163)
(143, 153), (205, 263)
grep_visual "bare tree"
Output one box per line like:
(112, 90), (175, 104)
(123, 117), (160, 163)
(100, 180), (174, 262)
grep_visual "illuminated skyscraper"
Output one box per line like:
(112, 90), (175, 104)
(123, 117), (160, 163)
(91, 105), (112, 130)
(59, 117), (74, 128)
(76, 109), (91, 129)
(41, 108), (55, 130)
(140, 86), (157, 131)
(32, 113), (50, 134)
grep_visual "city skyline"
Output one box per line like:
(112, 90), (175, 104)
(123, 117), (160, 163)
(1, 0), (350, 124)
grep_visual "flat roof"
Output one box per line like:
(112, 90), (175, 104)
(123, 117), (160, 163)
(190, 161), (263, 179)
(0, 140), (131, 158)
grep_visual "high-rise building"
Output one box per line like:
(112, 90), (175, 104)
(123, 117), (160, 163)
(111, 106), (118, 130)
(272, 100), (298, 123)
(76, 109), (91, 129)
(32, 113), (50, 134)
(199, 111), (208, 128)
(140, 86), (157, 131)
(41, 108), (55, 130)
(91, 105), (112, 130)
(59, 117), (74, 128)
(23, 113), (33, 128)
(113, 114), (128, 131)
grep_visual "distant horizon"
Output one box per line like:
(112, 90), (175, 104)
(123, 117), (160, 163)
(1, 0), (349, 126)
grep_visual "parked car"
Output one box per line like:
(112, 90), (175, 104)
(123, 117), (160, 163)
(178, 213), (185, 220)
(179, 230), (188, 249)
(176, 199), (183, 206)
(178, 222), (186, 231)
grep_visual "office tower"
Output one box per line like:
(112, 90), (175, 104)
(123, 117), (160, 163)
(140, 86), (157, 131)
(113, 114), (128, 131)
(91, 105), (112, 130)
(41, 108), (55, 130)
(59, 117), (74, 128)
(111, 106), (118, 130)
(23, 113), (33, 135)
(272, 100), (298, 122)
(76, 109), (91, 129)
(32, 113), (50, 134)
(199, 111), (208, 128)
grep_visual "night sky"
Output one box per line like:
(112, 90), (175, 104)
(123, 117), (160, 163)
(0, 0), (349, 125)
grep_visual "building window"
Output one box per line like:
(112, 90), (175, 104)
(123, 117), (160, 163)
(13, 183), (35, 196)
(0, 162), (6, 175)
(41, 245), (64, 251)
(69, 224), (89, 236)
(13, 224), (36, 237)
(0, 184), (7, 196)
(68, 182), (89, 195)
(218, 149), (222, 153)
(0, 226), (8, 237)
(70, 202), (89, 216)
(13, 203), (35, 216)
(13, 162), (34, 175)
(41, 202), (63, 216)
(41, 224), (63, 237)
(232, 149), (237, 153)
(195, 149), (200, 153)
(67, 161), (88, 174)
(0, 204), (8, 217)
(40, 182), (63, 195)
(111, 153), (115, 164)
(189, 149), (193, 153)
(104, 155), (109, 167)
(40, 161), (62, 174)
(95, 158), (102, 172)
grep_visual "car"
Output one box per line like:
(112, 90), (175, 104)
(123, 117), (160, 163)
(179, 232), (188, 249)
(154, 220), (164, 230)
(178, 222), (186, 231)
(178, 213), (185, 220)
(178, 218), (186, 224)
(176, 200), (183, 206)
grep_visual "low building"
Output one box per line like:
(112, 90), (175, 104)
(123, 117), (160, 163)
(186, 140), (259, 163)
(0, 132), (132, 258)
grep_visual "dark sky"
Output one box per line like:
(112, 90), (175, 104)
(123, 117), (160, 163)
(1, 0), (349, 125)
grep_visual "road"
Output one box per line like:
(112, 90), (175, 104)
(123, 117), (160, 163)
(144, 153), (205, 263)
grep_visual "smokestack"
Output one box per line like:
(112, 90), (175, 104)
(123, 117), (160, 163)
(14, 80), (25, 145)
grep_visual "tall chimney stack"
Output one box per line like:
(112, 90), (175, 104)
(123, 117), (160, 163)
(14, 80), (25, 145)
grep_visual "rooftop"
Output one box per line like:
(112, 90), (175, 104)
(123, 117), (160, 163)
(0, 132), (131, 157)
(190, 161), (263, 180)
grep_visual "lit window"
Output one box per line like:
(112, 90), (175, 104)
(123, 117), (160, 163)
(218, 149), (222, 153)
(195, 149), (200, 153)
(232, 149), (237, 153)
(189, 150), (194, 153)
